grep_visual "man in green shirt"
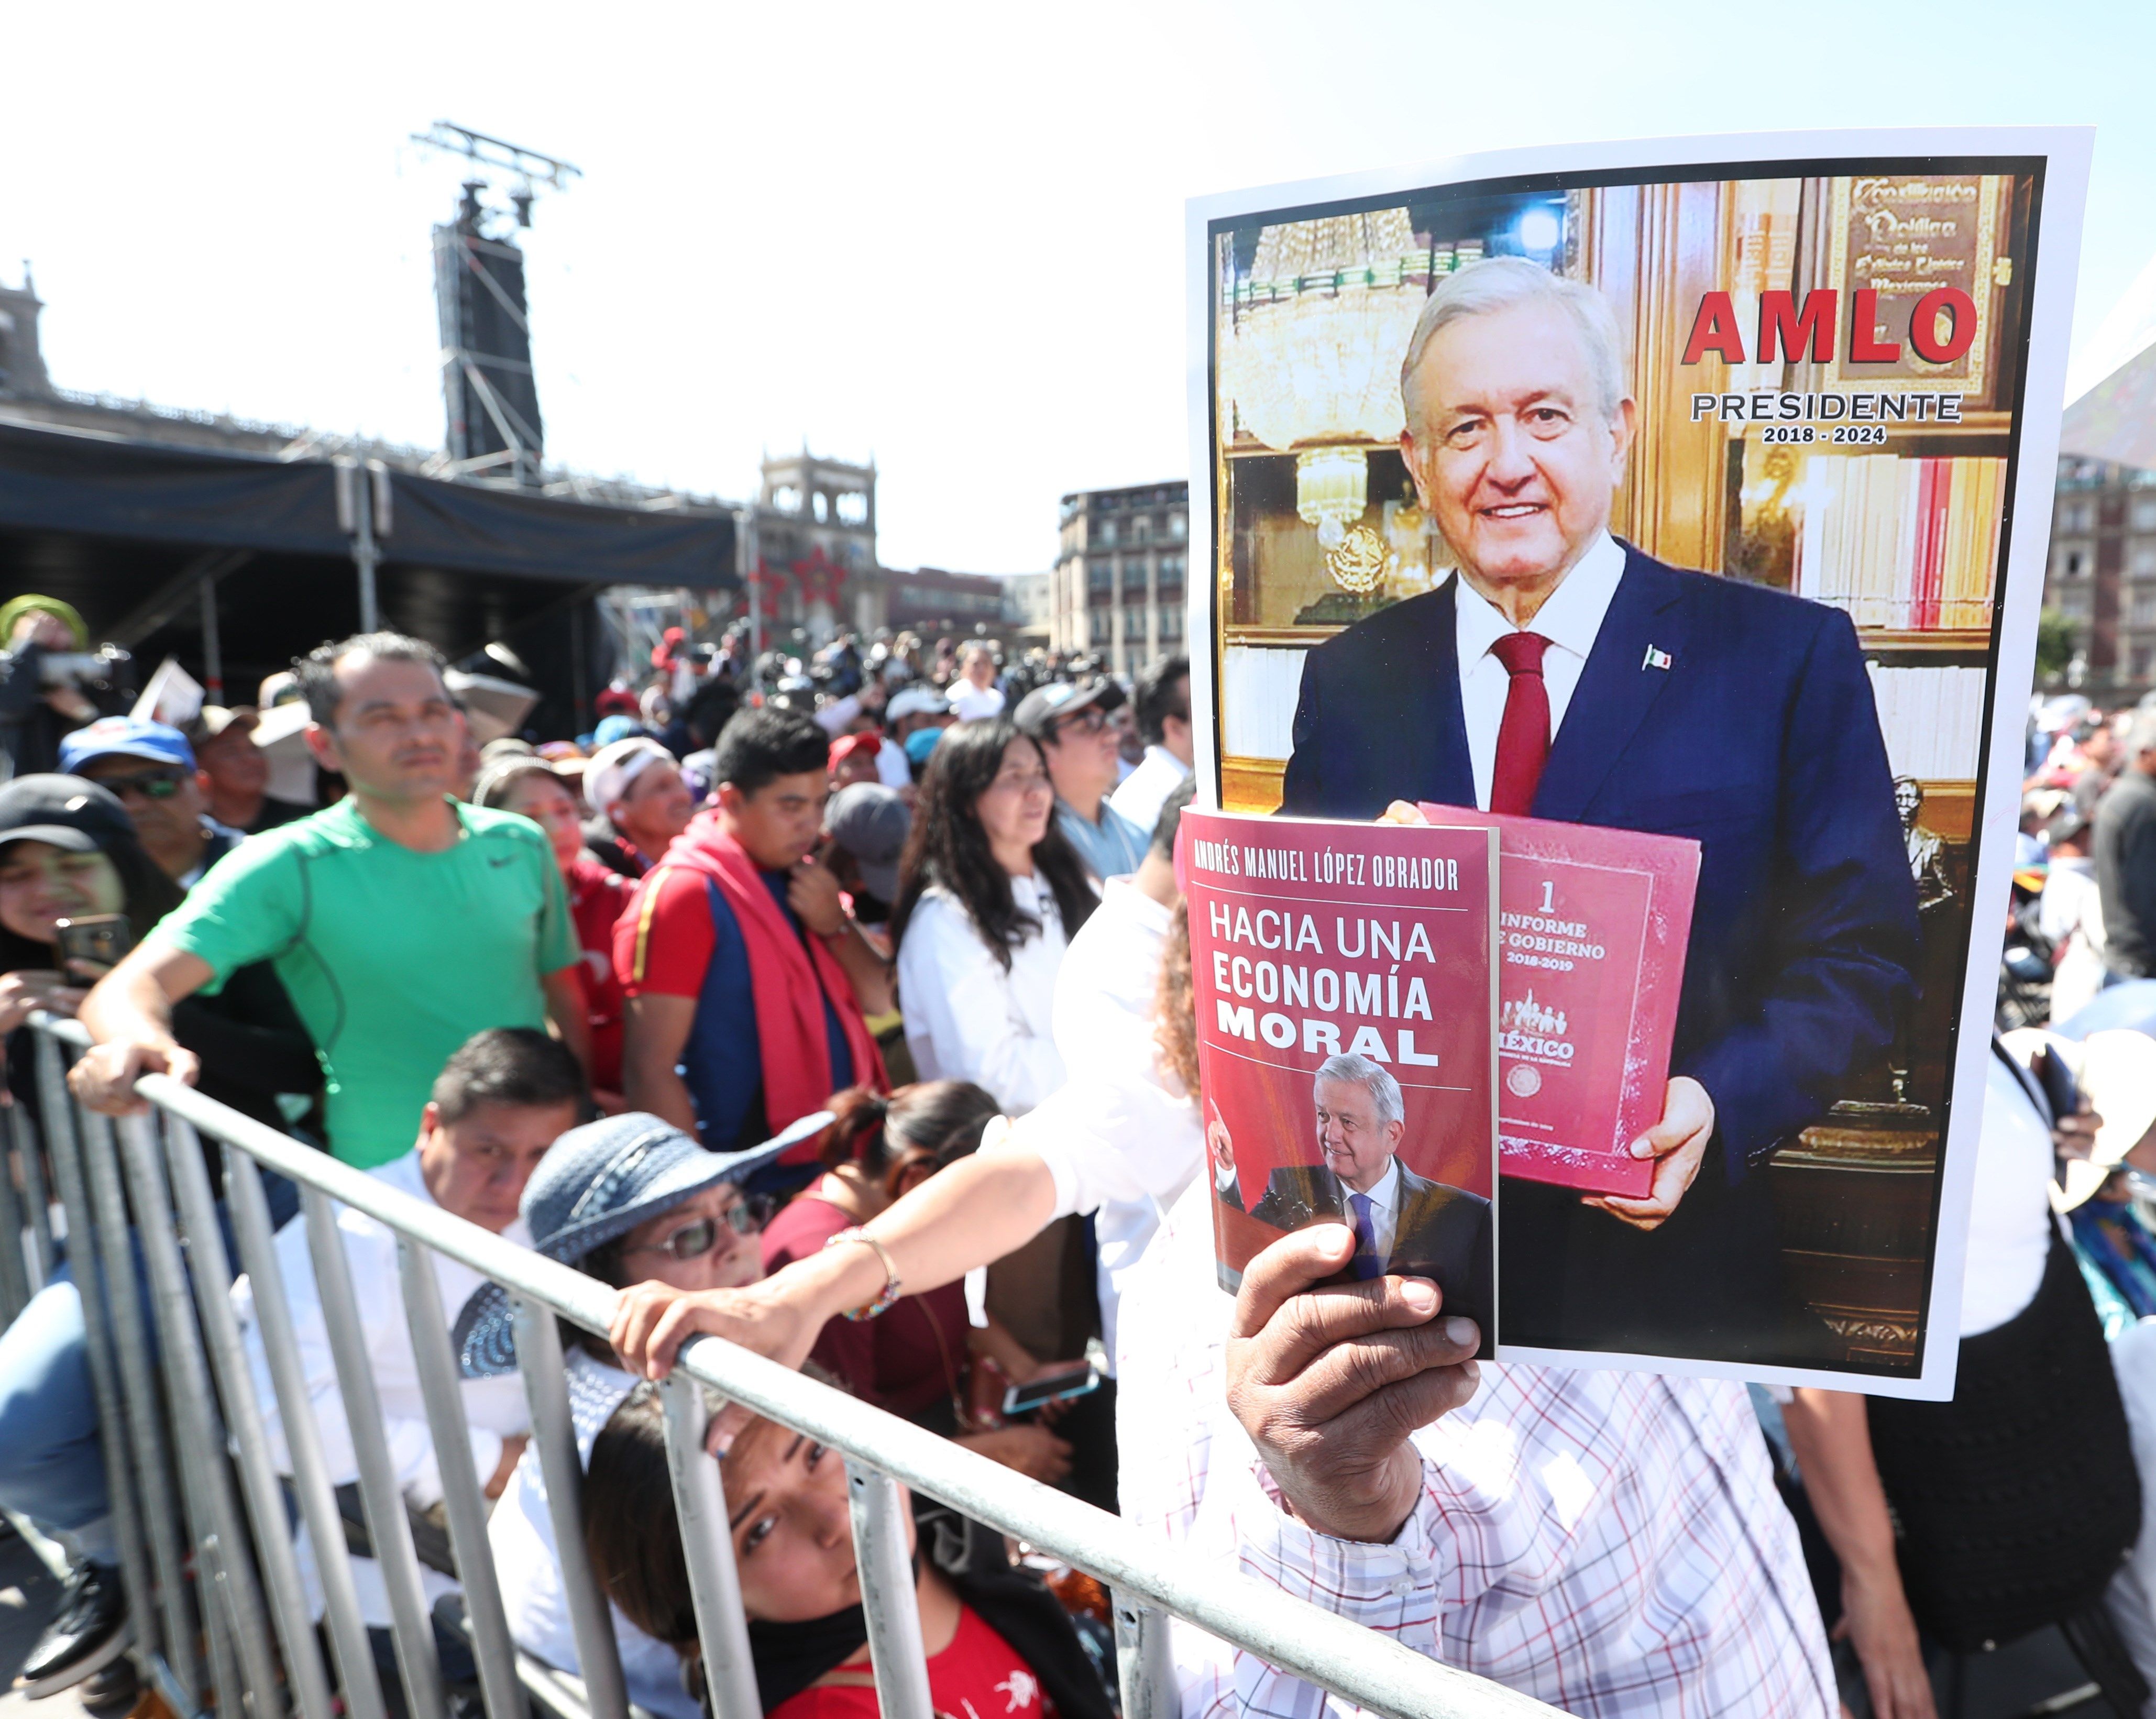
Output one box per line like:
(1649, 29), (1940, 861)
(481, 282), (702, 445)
(73, 632), (589, 1168)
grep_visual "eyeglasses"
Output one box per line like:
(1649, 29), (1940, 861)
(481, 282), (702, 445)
(1050, 709), (1108, 739)
(95, 768), (186, 801)
(623, 1195), (776, 1262)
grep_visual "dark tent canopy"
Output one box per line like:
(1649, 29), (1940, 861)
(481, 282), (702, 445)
(0, 420), (736, 735)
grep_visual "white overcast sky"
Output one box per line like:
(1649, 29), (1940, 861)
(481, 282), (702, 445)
(6, 1), (2154, 574)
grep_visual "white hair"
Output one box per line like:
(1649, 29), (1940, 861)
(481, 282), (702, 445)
(1399, 256), (1630, 427)
(1313, 1053), (1403, 1127)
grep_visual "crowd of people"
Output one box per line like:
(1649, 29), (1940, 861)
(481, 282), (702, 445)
(8, 589), (2156, 1719)
(0, 608), (1206, 1718)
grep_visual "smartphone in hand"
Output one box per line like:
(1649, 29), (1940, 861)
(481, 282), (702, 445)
(1002, 1359), (1101, 1419)
(54, 914), (131, 980)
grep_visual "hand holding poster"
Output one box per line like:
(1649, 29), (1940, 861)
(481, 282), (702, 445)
(1189, 129), (2091, 1398)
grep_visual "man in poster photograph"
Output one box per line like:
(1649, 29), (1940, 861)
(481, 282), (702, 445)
(1279, 258), (1920, 1361)
(1214, 1053), (1491, 1336)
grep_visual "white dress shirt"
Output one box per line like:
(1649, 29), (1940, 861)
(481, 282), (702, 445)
(1107, 745), (1193, 839)
(232, 1149), (532, 1627)
(1453, 532), (1627, 810)
(490, 1350), (697, 1719)
(1045, 877), (1203, 1369)
(1337, 1157), (1401, 1263)
(1114, 1179), (1835, 1718)
(897, 875), (1080, 1115)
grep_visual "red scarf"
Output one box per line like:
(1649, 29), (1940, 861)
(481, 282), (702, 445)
(649, 813), (887, 1138)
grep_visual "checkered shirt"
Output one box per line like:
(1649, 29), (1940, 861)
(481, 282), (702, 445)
(1116, 1181), (1836, 1718)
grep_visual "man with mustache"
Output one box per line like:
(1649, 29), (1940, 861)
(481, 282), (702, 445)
(1281, 258), (1918, 1361)
(72, 632), (589, 1167)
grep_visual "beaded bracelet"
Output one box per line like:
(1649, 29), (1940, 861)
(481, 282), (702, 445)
(824, 1228), (902, 1321)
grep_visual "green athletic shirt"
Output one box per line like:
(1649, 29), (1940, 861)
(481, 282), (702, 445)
(153, 797), (580, 1168)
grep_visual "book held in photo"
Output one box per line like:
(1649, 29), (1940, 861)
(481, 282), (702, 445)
(1418, 805), (1700, 1203)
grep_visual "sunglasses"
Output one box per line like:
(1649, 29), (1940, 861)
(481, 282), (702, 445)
(1050, 709), (1108, 738)
(624, 1195), (776, 1262)
(97, 768), (187, 801)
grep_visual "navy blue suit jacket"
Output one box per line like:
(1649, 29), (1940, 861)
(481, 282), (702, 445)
(1280, 544), (1922, 1357)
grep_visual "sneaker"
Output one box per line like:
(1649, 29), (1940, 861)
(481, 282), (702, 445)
(15, 1560), (131, 1697)
(74, 1658), (142, 1718)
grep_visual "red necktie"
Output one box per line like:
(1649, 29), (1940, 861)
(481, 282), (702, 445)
(1489, 632), (1552, 815)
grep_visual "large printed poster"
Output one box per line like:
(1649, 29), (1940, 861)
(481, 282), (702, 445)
(1187, 130), (2090, 1397)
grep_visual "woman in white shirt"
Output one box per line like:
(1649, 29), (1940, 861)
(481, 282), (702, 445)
(891, 718), (1098, 1115)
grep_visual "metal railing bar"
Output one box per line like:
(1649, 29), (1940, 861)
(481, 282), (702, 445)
(33, 1052), (159, 1669)
(395, 1234), (525, 1719)
(302, 1185), (449, 1719)
(656, 1376), (760, 1719)
(843, 1461), (933, 1719)
(199, 1567), (250, 1719)
(114, 1113), (283, 1719)
(511, 1295), (629, 1719)
(32, 1018), (1564, 1719)
(1113, 1593), (1176, 1719)
(509, 1650), (657, 1719)
(0, 1110), (32, 1321)
(72, 1101), (206, 1709)
(222, 1142), (392, 1719)
(10, 1092), (57, 1285)
(163, 1114), (339, 1719)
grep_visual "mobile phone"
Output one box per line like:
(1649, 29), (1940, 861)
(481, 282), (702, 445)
(54, 914), (132, 977)
(1002, 1359), (1101, 1418)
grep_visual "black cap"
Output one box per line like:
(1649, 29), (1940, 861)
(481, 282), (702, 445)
(1013, 680), (1110, 737)
(0, 775), (135, 854)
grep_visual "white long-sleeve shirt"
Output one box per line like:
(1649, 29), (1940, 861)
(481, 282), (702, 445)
(897, 877), (1079, 1115)
(1045, 877), (1202, 1367)
(1110, 1179), (1834, 1718)
(231, 1149), (531, 1626)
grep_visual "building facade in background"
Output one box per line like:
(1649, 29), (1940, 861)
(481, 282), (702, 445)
(2044, 456), (2156, 700)
(1052, 480), (1189, 673)
(1000, 571), (1050, 649)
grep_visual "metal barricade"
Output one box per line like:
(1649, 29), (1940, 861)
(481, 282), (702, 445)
(2, 1013), (1560, 1719)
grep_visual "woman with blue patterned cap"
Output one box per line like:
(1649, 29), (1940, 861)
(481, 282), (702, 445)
(455, 1107), (828, 1719)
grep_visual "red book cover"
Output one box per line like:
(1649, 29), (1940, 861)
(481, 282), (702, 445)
(1417, 804), (1700, 1199)
(1177, 810), (1499, 1349)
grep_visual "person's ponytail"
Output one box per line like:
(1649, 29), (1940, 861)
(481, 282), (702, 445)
(818, 1087), (893, 1174)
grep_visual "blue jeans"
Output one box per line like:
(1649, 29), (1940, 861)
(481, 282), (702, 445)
(0, 1172), (298, 1564)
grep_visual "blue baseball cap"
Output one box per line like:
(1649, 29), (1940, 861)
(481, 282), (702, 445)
(59, 717), (196, 776)
(903, 726), (943, 768)
(452, 1108), (832, 1378)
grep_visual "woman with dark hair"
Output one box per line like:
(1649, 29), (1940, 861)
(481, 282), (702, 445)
(0, 775), (183, 1034)
(582, 1381), (1112, 1719)
(890, 719), (1096, 1115)
(760, 1083), (1071, 1482)
(0, 775), (320, 1131)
